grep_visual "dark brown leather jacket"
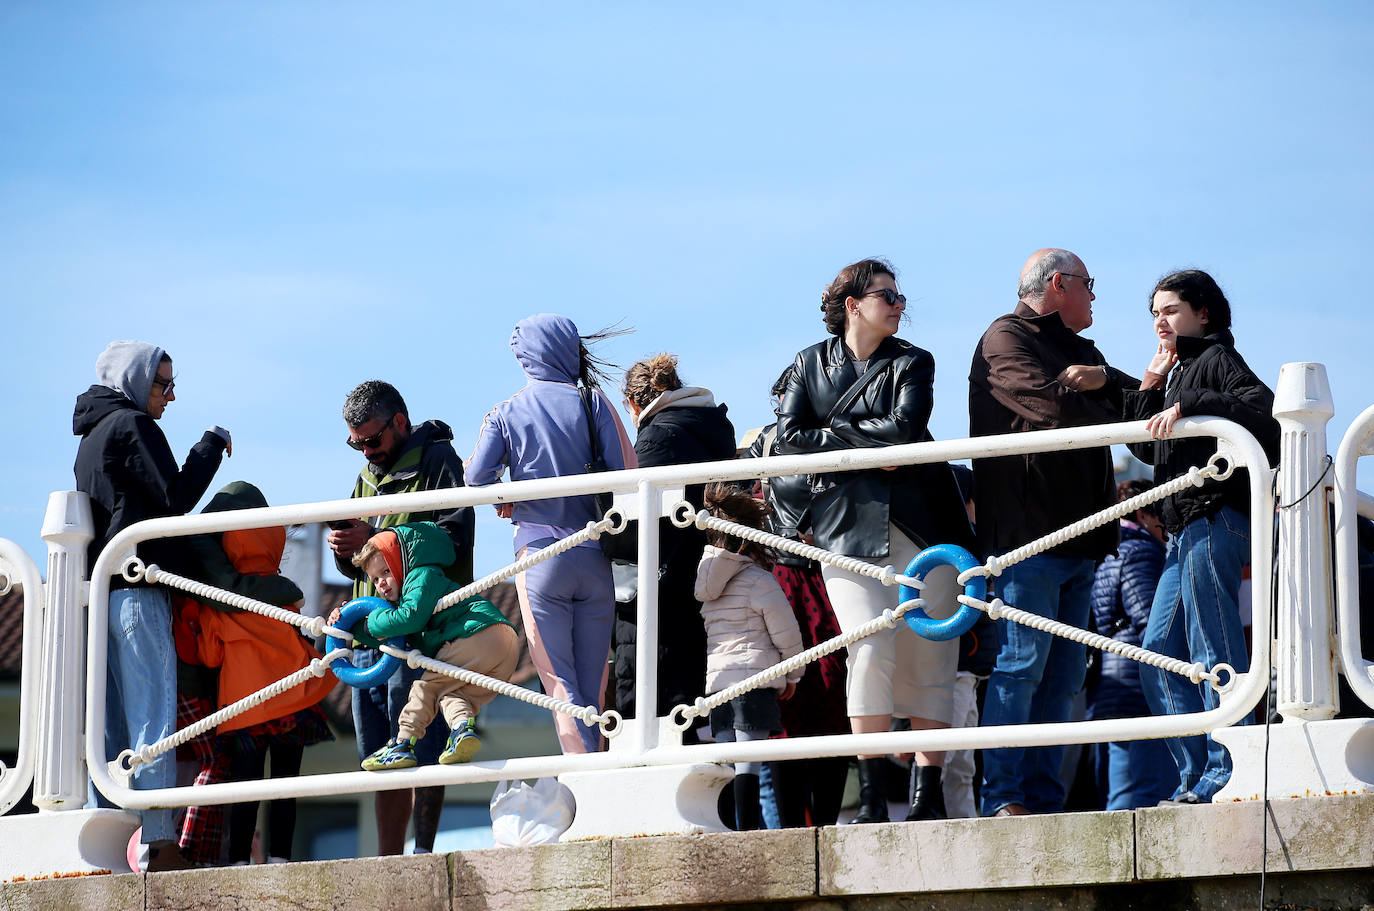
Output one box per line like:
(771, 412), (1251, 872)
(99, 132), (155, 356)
(968, 303), (1132, 561)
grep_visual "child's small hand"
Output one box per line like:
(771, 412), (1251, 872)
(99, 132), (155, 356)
(779, 681), (797, 701)
(327, 604), (343, 627)
(494, 502), (513, 519)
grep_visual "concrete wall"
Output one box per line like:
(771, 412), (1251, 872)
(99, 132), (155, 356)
(4, 795), (1372, 911)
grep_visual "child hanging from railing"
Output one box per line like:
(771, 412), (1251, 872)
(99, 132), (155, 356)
(337, 521), (519, 770)
(693, 483), (804, 830)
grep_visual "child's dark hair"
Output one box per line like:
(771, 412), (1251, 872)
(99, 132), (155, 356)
(703, 482), (776, 568)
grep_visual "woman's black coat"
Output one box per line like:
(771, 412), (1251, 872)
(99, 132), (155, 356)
(776, 335), (973, 559)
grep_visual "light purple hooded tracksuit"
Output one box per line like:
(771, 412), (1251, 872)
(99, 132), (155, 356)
(467, 314), (632, 753)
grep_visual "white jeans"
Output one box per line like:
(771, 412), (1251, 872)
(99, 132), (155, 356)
(942, 670), (983, 818)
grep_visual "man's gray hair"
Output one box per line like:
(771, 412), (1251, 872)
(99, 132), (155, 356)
(342, 380), (409, 428)
(1018, 249), (1080, 301)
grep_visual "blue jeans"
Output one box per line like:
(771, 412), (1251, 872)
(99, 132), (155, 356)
(979, 554), (1095, 815)
(1096, 737), (1179, 810)
(352, 650), (445, 765)
(105, 587), (178, 843)
(1140, 506), (1252, 801)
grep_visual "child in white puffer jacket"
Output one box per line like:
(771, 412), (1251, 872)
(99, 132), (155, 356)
(693, 483), (804, 830)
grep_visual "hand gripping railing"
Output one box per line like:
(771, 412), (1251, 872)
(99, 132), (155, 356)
(665, 453), (1238, 728)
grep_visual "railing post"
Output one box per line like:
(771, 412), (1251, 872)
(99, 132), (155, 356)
(35, 491), (95, 809)
(1272, 362), (1338, 722)
(634, 478), (661, 752)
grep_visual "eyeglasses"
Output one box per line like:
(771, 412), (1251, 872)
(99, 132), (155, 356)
(864, 288), (908, 307)
(346, 423), (390, 451)
(151, 375), (176, 396)
(1060, 273), (1095, 293)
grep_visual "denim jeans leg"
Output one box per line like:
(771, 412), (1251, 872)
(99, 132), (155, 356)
(1021, 557), (1093, 813)
(1179, 507), (1253, 799)
(106, 588), (178, 843)
(979, 556), (1058, 816)
(1140, 546), (1205, 797)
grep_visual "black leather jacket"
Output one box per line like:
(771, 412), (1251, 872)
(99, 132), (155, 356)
(776, 336), (973, 559)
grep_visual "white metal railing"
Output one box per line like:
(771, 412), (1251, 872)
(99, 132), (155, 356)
(1334, 403), (1374, 710)
(71, 414), (1279, 813)
(0, 539), (44, 815)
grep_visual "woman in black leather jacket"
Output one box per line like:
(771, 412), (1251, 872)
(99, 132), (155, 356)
(776, 258), (973, 823)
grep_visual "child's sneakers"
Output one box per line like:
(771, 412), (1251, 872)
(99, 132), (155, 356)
(439, 719), (481, 764)
(361, 737), (418, 771)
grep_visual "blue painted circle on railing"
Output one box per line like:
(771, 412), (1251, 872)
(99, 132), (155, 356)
(326, 596), (405, 688)
(898, 544), (987, 641)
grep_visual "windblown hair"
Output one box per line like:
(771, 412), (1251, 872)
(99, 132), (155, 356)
(577, 322), (633, 389)
(351, 537), (384, 570)
(1149, 269), (1232, 333)
(622, 353), (684, 410)
(343, 380), (409, 429)
(703, 482), (776, 568)
(820, 258), (897, 336)
(1017, 249), (1080, 301)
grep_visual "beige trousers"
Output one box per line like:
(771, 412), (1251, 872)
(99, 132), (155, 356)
(396, 623), (520, 741)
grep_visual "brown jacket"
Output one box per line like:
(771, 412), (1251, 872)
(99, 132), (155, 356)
(968, 302), (1132, 560)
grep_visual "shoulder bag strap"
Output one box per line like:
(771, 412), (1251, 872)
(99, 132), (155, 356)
(824, 356), (894, 424)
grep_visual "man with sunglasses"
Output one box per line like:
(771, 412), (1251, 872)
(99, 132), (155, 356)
(73, 340), (232, 871)
(327, 379), (474, 856)
(968, 249), (1134, 819)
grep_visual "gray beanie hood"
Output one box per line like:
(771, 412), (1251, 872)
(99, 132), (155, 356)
(95, 340), (166, 410)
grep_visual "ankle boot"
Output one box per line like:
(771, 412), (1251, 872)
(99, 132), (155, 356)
(905, 764), (946, 821)
(732, 772), (761, 830)
(851, 758), (890, 824)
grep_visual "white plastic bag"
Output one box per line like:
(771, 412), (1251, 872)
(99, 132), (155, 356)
(490, 777), (576, 846)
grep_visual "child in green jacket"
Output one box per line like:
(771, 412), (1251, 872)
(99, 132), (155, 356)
(342, 521), (519, 770)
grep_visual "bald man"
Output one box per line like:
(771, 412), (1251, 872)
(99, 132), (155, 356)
(968, 249), (1136, 818)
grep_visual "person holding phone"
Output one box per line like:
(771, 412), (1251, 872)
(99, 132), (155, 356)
(328, 380), (474, 856)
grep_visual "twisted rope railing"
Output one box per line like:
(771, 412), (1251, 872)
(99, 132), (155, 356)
(112, 649), (349, 780)
(667, 453), (1239, 724)
(122, 514), (632, 774)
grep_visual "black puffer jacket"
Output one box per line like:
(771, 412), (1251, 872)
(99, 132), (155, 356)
(614, 387), (737, 721)
(777, 335), (973, 559)
(1124, 330), (1279, 536)
(1087, 522), (1166, 719)
(72, 385), (227, 580)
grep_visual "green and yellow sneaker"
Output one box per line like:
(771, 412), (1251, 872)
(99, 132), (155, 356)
(439, 719), (481, 765)
(361, 737), (418, 771)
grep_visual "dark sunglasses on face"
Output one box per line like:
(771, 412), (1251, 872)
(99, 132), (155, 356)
(346, 424), (389, 451)
(1061, 273), (1095, 292)
(864, 288), (907, 307)
(151, 375), (176, 396)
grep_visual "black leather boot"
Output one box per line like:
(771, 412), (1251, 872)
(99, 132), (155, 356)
(851, 758), (890, 823)
(732, 772), (761, 830)
(905, 764), (946, 821)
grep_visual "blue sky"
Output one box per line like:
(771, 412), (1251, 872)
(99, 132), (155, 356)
(2, 2), (1371, 574)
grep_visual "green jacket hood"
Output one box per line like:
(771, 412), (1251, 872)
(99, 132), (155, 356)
(392, 521), (458, 575)
(202, 480), (269, 514)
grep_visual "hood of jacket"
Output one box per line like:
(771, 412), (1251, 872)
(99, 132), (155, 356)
(694, 544), (755, 602)
(391, 521), (457, 576)
(636, 385), (718, 427)
(95, 340), (164, 410)
(510, 313), (581, 384)
(72, 384), (141, 437)
(202, 481), (284, 575)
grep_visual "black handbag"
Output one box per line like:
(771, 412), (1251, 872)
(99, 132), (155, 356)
(579, 386), (616, 521)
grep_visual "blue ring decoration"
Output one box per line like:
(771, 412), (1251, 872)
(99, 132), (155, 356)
(898, 544), (987, 642)
(326, 596), (406, 688)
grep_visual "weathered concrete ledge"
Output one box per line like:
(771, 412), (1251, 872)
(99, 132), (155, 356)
(3, 795), (1371, 911)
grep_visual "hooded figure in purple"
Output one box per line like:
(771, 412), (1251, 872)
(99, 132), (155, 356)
(467, 313), (635, 753)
